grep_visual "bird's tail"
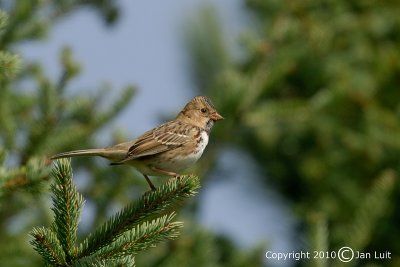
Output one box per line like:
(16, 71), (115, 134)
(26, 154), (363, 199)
(50, 148), (107, 160)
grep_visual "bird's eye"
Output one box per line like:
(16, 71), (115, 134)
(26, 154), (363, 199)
(200, 108), (207, 113)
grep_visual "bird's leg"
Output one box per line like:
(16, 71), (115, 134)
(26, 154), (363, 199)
(151, 167), (182, 180)
(143, 174), (156, 191)
(151, 167), (178, 177)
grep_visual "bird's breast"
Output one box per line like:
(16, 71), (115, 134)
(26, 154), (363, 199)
(154, 130), (209, 172)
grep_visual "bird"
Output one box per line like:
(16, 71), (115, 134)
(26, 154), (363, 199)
(50, 96), (223, 191)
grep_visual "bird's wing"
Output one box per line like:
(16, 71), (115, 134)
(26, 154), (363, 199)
(117, 121), (192, 163)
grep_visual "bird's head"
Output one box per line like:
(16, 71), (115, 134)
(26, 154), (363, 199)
(176, 96), (224, 131)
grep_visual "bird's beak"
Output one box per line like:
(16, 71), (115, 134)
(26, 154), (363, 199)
(210, 112), (224, 121)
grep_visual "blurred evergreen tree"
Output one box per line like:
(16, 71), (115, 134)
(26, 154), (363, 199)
(0, 1), (264, 267)
(186, 1), (400, 266)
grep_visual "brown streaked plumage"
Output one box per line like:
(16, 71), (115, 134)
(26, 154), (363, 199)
(50, 96), (223, 191)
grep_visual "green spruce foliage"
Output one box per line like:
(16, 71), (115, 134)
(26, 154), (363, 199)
(30, 159), (200, 266)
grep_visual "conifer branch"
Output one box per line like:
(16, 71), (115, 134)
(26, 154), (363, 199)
(345, 170), (396, 250)
(78, 175), (200, 258)
(31, 160), (200, 266)
(0, 156), (51, 201)
(73, 255), (135, 267)
(308, 213), (328, 267)
(93, 86), (136, 127)
(95, 213), (182, 258)
(51, 159), (84, 262)
(30, 227), (67, 266)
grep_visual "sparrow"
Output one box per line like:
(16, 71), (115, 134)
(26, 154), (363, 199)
(51, 96), (223, 191)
